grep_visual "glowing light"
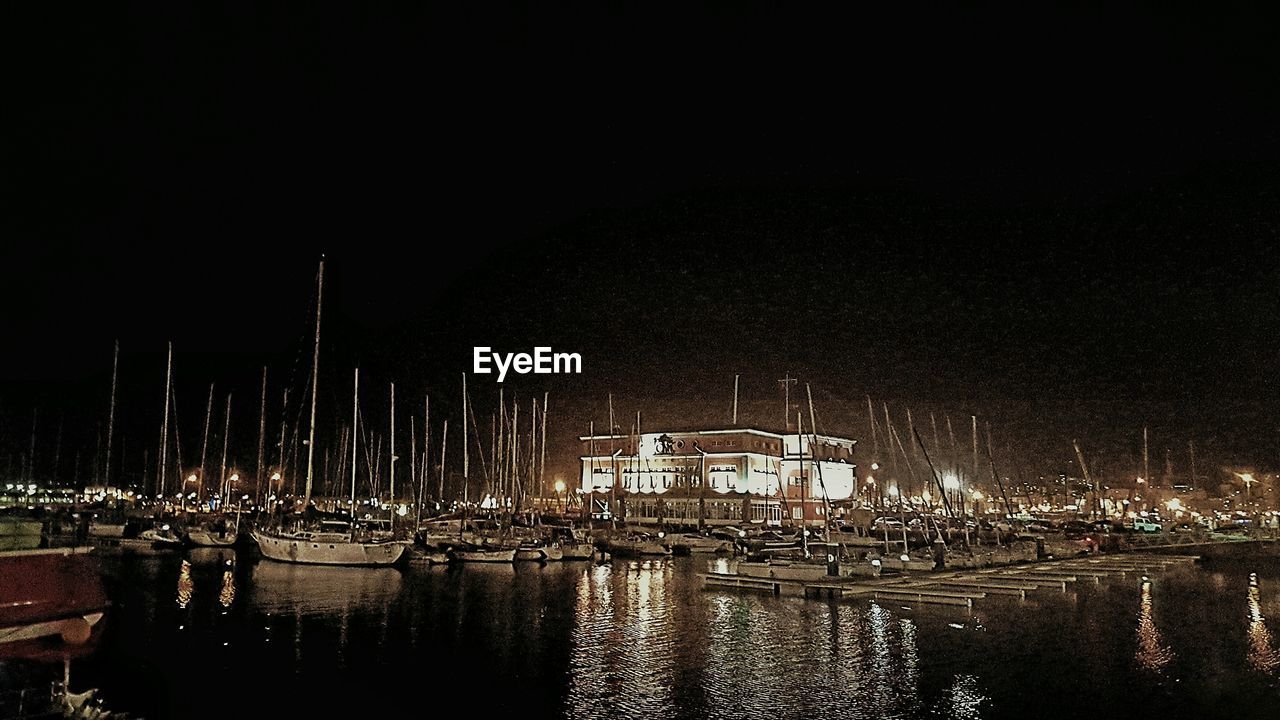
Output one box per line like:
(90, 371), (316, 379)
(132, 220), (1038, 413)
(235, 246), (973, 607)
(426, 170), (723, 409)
(554, 479), (566, 494)
(176, 560), (193, 609)
(1166, 498), (1183, 513)
(887, 486), (899, 497)
(943, 475), (960, 491)
(186, 474), (197, 484)
(271, 472), (281, 482)
(1136, 577), (1173, 672)
(870, 462), (880, 471)
(971, 490), (984, 501)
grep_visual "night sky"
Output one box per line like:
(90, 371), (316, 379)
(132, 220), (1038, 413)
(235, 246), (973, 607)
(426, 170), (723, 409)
(4, 3), (1280, 489)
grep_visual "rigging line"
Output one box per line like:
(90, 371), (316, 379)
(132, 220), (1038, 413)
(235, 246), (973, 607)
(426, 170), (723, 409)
(912, 427), (956, 519)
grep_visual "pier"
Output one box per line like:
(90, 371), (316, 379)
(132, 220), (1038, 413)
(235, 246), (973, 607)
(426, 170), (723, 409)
(701, 553), (1201, 608)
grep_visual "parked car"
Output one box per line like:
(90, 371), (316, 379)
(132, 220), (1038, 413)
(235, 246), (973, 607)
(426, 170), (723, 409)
(1131, 517), (1161, 533)
(1024, 519), (1058, 533)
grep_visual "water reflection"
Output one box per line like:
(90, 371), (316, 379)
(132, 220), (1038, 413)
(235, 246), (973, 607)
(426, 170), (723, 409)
(1135, 576), (1173, 673)
(949, 674), (985, 719)
(1247, 573), (1279, 673)
(249, 561), (402, 615)
(175, 560), (193, 609)
(95, 555), (1280, 720)
(566, 560), (674, 719)
(218, 560), (236, 610)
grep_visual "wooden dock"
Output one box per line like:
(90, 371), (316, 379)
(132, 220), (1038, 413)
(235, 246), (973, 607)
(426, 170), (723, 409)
(700, 552), (1200, 609)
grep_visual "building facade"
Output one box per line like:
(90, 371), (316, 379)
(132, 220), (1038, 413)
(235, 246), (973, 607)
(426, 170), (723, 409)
(578, 428), (859, 527)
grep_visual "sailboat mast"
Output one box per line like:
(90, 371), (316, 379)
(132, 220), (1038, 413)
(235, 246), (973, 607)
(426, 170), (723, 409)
(389, 382), (396, 531)
(504, 399), (514, 507)
(438, 420), (448, 504)
(410, 415), (417, 519)
(540, 392), (548, 503)
(275, 389), (288, 508)
(350, 368), (359, 534)
(497, 388), (505, 503)
(104, 340), (118, 488)
(468, 376), (473, 504)
(219, 394), (231, 507)
(199, 383), (213, 502)
(256, 368), (267, 505)
(159, 341), (172, 500)
(421, 395), (429, 513)
(303, 259), (324, 508)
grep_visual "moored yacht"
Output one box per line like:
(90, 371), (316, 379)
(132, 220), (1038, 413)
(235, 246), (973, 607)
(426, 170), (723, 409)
(253, 523), (406, 566)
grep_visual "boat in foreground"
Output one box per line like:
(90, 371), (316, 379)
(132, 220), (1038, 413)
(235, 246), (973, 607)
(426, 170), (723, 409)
(0, 547), (108, 647)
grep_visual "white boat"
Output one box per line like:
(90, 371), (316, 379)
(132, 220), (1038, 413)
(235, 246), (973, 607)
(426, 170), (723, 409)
(253, 263), (408, 570)
(515, 546), (547, 561)
(139, 526), (183, 548)
(253, 528), (407, 566)
(448, 546), (516, 563)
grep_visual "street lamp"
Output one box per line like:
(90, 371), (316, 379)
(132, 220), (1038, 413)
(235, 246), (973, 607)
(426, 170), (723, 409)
(554, 479), (567, 513)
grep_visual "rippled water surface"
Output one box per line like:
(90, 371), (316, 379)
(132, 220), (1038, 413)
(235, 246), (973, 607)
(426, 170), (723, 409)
(5, 552), (1280, 718)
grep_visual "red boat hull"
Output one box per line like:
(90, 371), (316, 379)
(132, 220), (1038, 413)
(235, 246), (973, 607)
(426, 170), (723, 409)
(0, 548), (108, 649)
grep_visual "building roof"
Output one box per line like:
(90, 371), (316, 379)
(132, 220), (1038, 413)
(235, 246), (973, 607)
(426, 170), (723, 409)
(577, 426), (857, 444)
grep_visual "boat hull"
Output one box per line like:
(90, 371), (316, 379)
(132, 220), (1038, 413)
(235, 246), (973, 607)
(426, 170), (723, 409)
(515, 547), (548, 562)
(0, 548), (108, 647)
(252, 531), (406, 566)
(607, 540), (671, 558)
(449, 548), (517, 563)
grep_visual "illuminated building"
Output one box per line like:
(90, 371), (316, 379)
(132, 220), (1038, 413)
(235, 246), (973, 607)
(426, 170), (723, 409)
(578, 428), (858, 527)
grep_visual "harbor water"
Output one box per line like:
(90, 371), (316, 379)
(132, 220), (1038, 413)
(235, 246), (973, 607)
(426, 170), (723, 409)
(4, 553), (1280, 718)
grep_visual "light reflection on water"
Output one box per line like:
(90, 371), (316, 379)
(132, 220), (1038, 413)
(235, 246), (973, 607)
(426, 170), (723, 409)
(57, 555), (1280, 720)
(567, 561), (978, 719)
(218, 561), (236, 610)
(175, 560), (193, 609)
(1135, 576), (1173, 673)
(1248, 573), (1280, 674)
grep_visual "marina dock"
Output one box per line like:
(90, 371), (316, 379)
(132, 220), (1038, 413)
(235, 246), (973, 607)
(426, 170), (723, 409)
(701, 553), (1201, 608)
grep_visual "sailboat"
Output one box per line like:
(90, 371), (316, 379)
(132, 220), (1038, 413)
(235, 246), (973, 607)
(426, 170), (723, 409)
(445, 374), (516, 563)
(252, 260), (407, 567)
